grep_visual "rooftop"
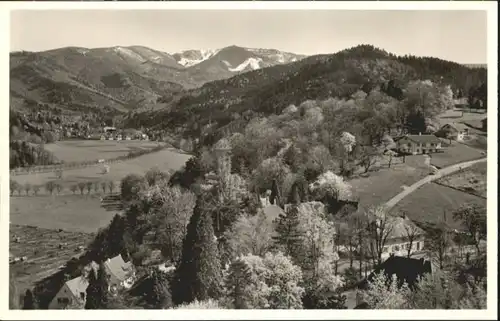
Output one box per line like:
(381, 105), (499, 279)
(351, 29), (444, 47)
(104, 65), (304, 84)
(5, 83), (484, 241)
(442, 122), (469, 132)
(104, 254), (134, 282)
(358, 256), (432, 291)
(388, 215), (426, 239)
(65, 276), (89, 299)
(401, 134), (442, 144)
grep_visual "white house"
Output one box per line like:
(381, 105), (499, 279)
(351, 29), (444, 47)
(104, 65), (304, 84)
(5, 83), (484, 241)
(103, 254), (136, 290)
(439, 123), (470, 142)
(395, 134), (442, 155)
(379, 215), (426, 260)
(49, 256), (135, 309)
(49, 262), (98, 309)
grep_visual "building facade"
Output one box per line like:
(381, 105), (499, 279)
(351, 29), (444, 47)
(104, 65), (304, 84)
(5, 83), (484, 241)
(396, 134), (442, 155)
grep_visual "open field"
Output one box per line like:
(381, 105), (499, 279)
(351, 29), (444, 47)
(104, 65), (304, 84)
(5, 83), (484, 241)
(44, 140), (165, 163)
(348, 160), (429, 210)
(11, 148), (192, 189)
(430, 140), (485, 168)
(436, 162), (487, 198)
(10, 195), (116, 233)
(436, 109), (487, 127)
(390, 182), (486, 230)
(9, 224), (94, 293)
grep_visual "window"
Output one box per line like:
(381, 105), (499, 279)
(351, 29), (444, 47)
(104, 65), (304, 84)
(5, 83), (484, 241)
(406, 243), (411, 250)
(430, 143), (435, 147)
(416, 242), (420, 251)
(393, 245), (400, 252)
(57, 297), (70, 304)
(382, 247), (388, 253)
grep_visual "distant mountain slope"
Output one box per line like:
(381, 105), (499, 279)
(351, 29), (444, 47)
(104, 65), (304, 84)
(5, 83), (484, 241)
(10, 45), (306, 115)
(174, 45), (305, 73)
(127, 45), (487, 142)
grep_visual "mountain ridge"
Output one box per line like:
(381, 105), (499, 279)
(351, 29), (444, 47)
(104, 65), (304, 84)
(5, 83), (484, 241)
(10, 45), (306, 115)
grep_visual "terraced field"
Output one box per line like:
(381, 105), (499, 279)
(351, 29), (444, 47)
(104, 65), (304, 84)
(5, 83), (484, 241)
(9, 225), (95, 293)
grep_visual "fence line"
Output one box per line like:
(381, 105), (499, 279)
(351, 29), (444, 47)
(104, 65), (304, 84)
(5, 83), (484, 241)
(10, 143), (170, 176)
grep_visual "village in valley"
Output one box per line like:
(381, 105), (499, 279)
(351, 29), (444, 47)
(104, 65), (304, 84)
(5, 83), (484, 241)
(6, 7), (491, 313)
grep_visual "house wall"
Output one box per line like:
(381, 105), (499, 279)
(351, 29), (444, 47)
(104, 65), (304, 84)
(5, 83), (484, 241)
(381, 238), (425, 260)
(48, 284), (80, 310)
(397, 139), (441, 155)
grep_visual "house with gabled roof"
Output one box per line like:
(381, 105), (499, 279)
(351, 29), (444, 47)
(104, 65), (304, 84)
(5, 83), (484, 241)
(48, 261), (98, 310)
(380, 214), (426, 260)
(103, 254), (136, 290)
(439, 122), (470, 141)
(395, 133), (442, 155)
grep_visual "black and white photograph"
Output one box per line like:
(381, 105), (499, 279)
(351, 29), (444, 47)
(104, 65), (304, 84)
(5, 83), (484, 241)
(1, 1), (497, 319)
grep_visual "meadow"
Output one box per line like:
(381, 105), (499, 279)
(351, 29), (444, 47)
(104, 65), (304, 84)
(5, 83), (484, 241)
(12, 147), (192, 189)
(10, 195), (116, 233)
(435, 162), (487, 198)
(430, 140), (485, 168)
(44, 140), (165, 163)
(390, 182), (486, 230)
(436, 109), (487, 127)
(348, 157), (429, 210)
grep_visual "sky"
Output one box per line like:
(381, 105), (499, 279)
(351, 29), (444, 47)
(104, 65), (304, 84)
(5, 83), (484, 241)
(10, 10), (487, 64)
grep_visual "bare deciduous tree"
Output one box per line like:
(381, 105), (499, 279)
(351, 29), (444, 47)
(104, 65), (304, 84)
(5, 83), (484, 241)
(366, 206), (395, 266)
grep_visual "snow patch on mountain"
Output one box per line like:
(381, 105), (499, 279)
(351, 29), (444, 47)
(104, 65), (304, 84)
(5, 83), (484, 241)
(222, 60), (232, 67)
(177, 49), (221, 67)
(228, 57), (263, 72)
(113, 46), (146, 62)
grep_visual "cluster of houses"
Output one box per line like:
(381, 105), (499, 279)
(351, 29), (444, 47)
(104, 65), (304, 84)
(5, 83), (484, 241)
(393, 117), (486, 156)
(49, 254), (136, 309)
(99, 127), (149, 141)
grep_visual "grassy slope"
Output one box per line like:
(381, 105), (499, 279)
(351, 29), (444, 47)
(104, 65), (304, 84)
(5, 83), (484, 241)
(10, 195), (116, 233)
(391, 182), (486, 230)
(43, 140), (163, 163)
(12, 147), (192, 188)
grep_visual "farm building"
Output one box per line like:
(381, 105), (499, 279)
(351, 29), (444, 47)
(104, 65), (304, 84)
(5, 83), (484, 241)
(438, 123), (470, 141)
(395, 134), (442, 155)
(378, 215), (426, 260)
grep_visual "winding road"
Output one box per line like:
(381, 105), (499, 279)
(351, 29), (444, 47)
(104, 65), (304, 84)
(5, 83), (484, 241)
(384, 157), (487, 210)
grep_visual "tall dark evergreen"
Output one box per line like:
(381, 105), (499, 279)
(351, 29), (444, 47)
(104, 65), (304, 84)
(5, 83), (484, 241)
(172, 195), (223, 305)
(146, 268), (173, 309)
(225, 258), (253, 309)
(105, 214), (127, 258)
(22, 289), (36, 310)
(85, 263), (110, 309)
(272, 205), (305, 264)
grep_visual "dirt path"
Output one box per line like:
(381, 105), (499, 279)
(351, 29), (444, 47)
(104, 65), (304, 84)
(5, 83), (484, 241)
(385, 157), (487, 210)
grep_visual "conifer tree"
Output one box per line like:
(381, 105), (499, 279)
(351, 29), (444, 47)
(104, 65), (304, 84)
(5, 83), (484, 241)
(22, 289), (36, 310)
(147, 268), (173, 309)
(172, 195), (223, 305)
(224, 258), (253, 309)
(85, 263), (110, 309)
(272, 205), (305, 264)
